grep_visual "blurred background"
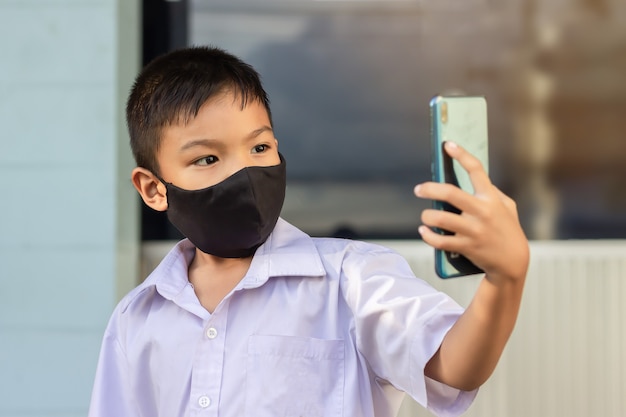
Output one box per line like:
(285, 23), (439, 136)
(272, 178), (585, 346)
(0, 0), (624, 416)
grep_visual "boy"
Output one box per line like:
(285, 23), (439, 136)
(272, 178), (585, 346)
(88, 46), (529, 417)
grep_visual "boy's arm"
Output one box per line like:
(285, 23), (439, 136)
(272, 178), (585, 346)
(415, 141), (530, 391)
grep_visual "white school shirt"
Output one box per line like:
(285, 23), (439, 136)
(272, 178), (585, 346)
(89, 219), (476, 417)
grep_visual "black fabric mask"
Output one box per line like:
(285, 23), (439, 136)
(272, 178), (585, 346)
(161, 155), (286, 258)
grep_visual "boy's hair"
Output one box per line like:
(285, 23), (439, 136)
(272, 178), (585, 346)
(126, 46), (272, 175)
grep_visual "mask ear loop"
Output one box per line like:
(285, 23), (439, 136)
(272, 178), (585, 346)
(154, 175), (167, 186)
(152, 171), (171, 187)
(152, 173), (171, 205)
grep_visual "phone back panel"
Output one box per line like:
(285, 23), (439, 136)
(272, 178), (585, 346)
(430, 95), (489, 278)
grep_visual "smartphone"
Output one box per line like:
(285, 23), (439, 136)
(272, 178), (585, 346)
(429, 95), (489, 278)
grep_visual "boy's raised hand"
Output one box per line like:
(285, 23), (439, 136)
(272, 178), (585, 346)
(414, 141), (529, 284)
(414, 141), (530, 390)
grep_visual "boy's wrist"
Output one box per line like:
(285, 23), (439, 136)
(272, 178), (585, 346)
(484, 271), (526, 293)
(483, 244), (530, 287)
(479, 270), (527, 313)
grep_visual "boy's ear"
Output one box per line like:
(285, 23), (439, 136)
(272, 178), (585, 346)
(131, 167), (168, 212)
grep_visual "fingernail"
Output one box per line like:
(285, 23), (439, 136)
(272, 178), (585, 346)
(445, 141), (458, 149)
(414, 185), (422, 196)
(418, 225), (427, 235)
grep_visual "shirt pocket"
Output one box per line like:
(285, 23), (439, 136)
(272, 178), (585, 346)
(245, 334), (345, 417)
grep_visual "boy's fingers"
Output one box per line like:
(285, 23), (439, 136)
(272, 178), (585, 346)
(418, 225), (448, 247)
(414, 182), (475, 214)
(418, 225), (469, 254)
(421, 208), (476, 237)
(444, 141), (492, 195)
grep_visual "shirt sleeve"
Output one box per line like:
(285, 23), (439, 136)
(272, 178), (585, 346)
(341, 243), (477, 416)
(88, 316), (138, 417)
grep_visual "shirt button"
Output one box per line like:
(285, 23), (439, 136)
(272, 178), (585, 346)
(206, 327), (218, 339)
(198, 395), (211, 408)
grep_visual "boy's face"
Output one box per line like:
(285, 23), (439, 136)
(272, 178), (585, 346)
(156, 90), (279, 190)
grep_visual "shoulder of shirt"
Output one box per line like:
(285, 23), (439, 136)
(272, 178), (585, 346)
(115, 281), (156, 314)
(310, 233), (448, 280)
(269, 218), (407, 265)
(106, 273), (161, 318)
(311, 235), (401, 258)
(307, 235), (415, 281)
(114, 239), (194, 314)
(253, 219), (406, 280)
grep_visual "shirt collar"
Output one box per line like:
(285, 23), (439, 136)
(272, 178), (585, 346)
(149, 239), (196, 302)
(240, 218), (326, 288)
(147, 218), (326, 300)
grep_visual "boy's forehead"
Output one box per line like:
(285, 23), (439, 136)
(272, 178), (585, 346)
(157, 92), (270, 144)
(165, 88), (249, 127)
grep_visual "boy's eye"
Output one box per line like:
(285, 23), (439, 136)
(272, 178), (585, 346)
(194, 155), (218, 166)
(252, 144), (268, 153)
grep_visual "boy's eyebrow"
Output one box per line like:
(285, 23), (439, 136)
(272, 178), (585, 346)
(179, 138), (223, 152)
(178, 126), (273, 152)
(246, 125), (273, 140)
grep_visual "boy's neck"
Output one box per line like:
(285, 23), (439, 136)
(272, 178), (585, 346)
(187, 248), (253, 313)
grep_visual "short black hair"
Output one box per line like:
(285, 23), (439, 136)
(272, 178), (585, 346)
(126, 46), (272, 175)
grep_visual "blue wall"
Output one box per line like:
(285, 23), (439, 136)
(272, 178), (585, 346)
(0, 1), (140, 415)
